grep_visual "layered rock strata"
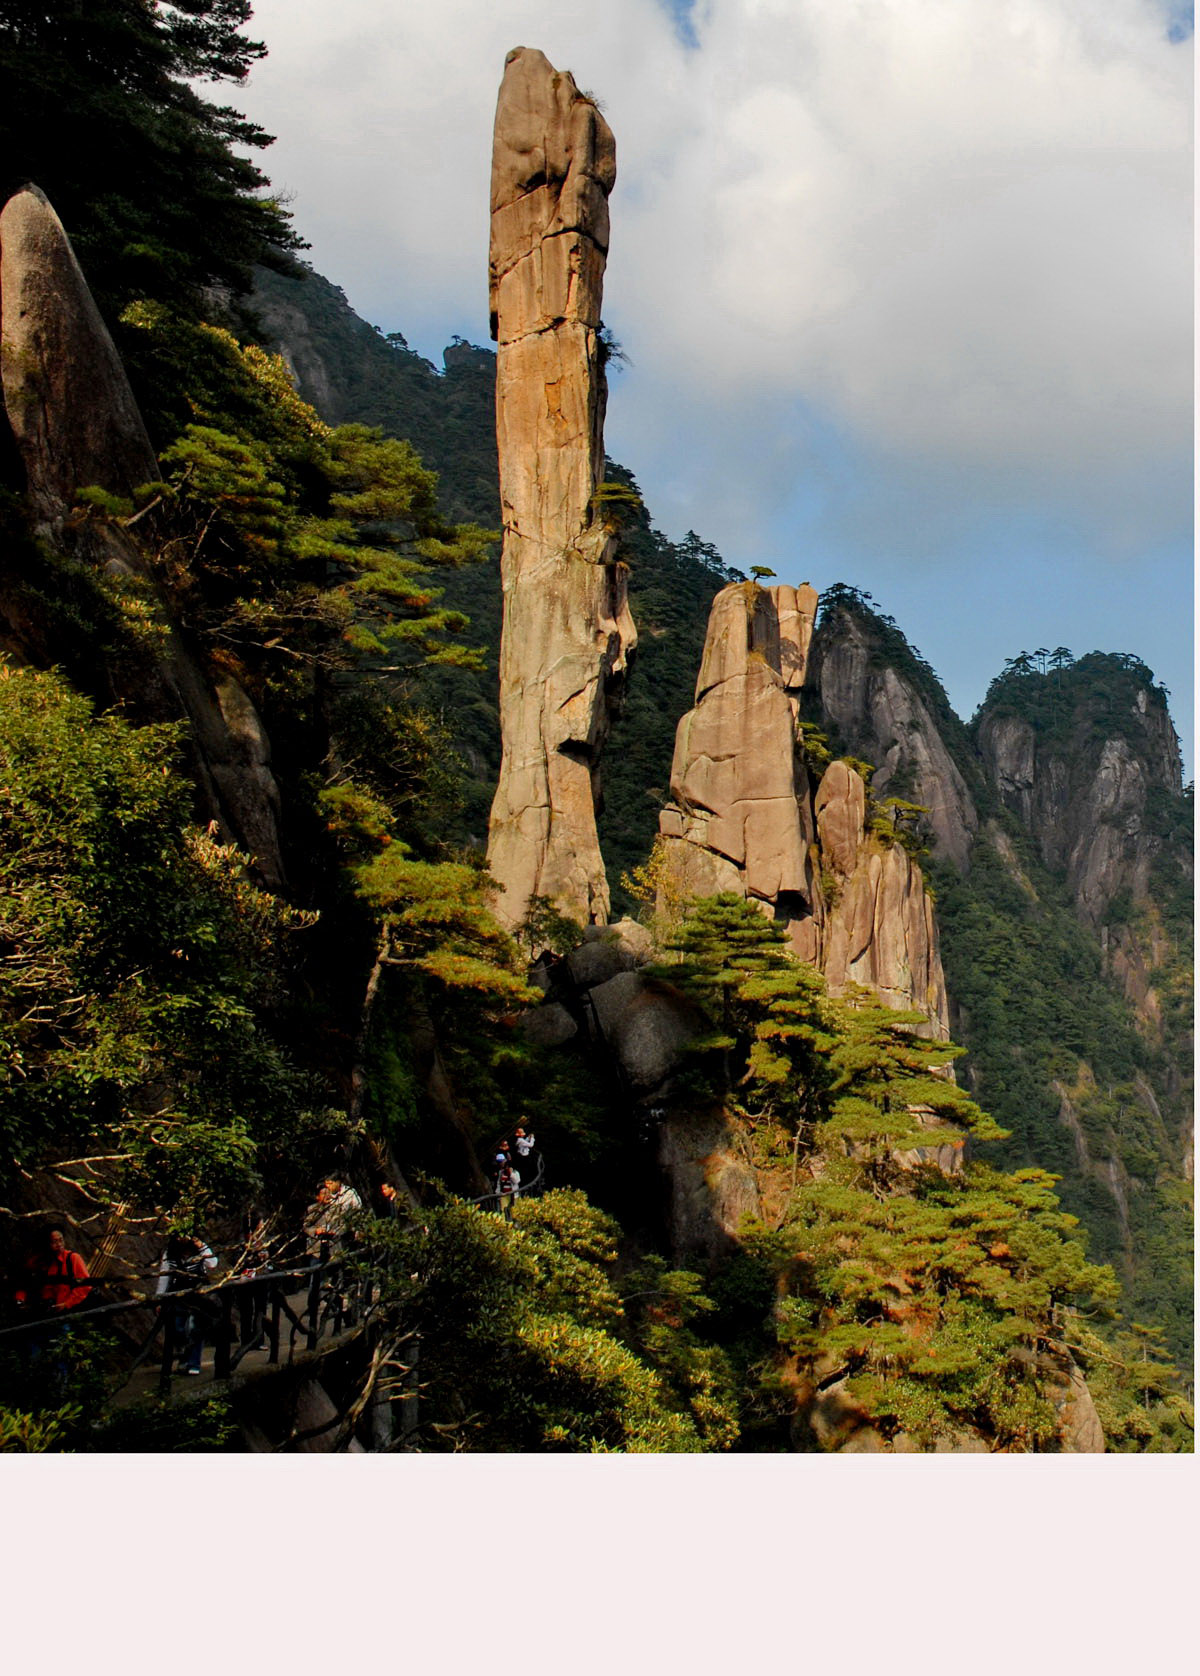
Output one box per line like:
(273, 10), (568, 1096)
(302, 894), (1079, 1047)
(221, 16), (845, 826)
(656, 581), (949, 1037)
(0, 184), (286, 886)
(486, 47), (636, 930)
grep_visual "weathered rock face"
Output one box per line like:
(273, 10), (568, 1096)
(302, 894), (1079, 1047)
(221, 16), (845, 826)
(0, 184), (286, 887)
(976, 686), (1185, 926)
(486, 47), (636, 929)
(0, 185), (156, 528)
(658, 1107), (761, 1265)
(817, 764), (950, 1037)
(809, 603), (979, 873)
(661, 582), (819, 914)
(657, 584), (949, 1036)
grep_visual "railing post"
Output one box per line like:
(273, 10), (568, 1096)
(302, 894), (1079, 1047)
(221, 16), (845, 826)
(398, 1331), (420, 1448)
(306, 1261), (321, 1352)
(268, 1283), (281, 1364)
(159, 1303), (175, 1394)
(331, 1263), (344, 1336)
(214, 1289), (233, 1380)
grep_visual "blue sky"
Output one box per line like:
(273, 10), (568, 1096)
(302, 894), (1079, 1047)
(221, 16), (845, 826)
(238, 0), (1194, 772)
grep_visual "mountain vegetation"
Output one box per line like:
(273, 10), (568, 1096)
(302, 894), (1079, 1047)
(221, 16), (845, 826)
(0, 7), (1188, 1451)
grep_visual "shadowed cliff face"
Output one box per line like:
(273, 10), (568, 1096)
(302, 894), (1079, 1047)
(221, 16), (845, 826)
(809, 601), (979, 873)
(485, 47), (636, 930)
(975, 664), (1185, 928)
(0, 184), (286, 887)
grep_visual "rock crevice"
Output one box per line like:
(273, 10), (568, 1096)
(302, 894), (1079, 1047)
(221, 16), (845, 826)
(656, 581), (949, 1036)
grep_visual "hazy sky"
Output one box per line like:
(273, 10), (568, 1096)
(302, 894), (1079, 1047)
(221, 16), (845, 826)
(235, 0), (1194, 770)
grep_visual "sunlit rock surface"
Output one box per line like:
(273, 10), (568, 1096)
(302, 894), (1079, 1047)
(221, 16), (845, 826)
(656, 581), (949, 1036)
(486, 47), (636, 929)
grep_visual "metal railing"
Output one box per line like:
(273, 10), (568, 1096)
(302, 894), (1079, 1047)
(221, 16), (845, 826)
(0, 1240), (371, 1395)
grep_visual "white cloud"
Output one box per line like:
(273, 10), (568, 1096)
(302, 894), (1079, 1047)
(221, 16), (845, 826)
(238, 0), (1192, 564)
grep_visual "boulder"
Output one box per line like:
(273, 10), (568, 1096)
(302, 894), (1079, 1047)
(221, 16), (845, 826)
(485, 49), (635, 930)
(822, 833), (950, 1039)
(814, 760), (866, 879)
(588, 970), (703, 1092)
(288, 1378), (364, 1454)
(658, 580), (819, 910)
(566, 929), (637, 990)
(0, 184), (157, 527)
(520, 1002), (579, 1049)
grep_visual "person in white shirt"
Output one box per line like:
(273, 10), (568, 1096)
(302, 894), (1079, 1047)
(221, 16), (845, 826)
(304, 1178), (362, 1256)
(155, 1232), (218, 1375)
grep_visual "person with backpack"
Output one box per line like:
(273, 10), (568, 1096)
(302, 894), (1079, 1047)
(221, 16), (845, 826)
(155, 1231), (218, 1375)
(14, 1226), (92, 1316)
(496, 1161), (521, 1217)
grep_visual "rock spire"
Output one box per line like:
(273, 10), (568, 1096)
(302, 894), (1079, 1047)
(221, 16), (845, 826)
(657, 580), (949, 1037)
(486, 47), (636, 930)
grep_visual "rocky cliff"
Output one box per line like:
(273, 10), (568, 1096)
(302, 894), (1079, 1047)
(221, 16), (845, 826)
(975, 652), (1186, 927)
(485, 47), (636, 930)
(807, 589), (981, 872)
(0, 184), (286, 885)
(656, 580), (950, 1036)
(806, 592), (1192, 1359)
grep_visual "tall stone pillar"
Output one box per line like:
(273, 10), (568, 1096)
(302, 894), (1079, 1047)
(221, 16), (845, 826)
(486, 47), (636, 930)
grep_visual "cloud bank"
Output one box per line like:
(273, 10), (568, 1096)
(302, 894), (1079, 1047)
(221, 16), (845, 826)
(237, 0), (1192, 743)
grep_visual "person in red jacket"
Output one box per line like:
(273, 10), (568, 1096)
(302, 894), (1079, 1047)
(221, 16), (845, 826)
(14, 1226), (92, 1315)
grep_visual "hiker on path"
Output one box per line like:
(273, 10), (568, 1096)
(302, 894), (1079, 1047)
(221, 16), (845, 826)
(496, 1161), (521, 1217)
(14, 1227), (92, 1316)
(304, 1178), (362, 1257)
(156, 1232), (218, 1375)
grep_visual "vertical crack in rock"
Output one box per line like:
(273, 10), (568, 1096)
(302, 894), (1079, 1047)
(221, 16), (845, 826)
(486, 47), (636, 929)
(657, 580), (950, 1038)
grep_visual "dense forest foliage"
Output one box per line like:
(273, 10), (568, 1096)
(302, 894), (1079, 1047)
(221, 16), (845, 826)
(0, 4), (1189, 1451)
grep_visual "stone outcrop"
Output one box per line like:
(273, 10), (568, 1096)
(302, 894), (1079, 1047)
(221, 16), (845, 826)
(817, 764), (950, 1037)
(486, 47), (636, 929)
(809, 601), (979, 872)
(0, 183), (286, 886)
(976, 687), (1185, 926)
(656, 581), (949, 1037)
(0, 185), (157, 529)
(658, 581), (819, 919)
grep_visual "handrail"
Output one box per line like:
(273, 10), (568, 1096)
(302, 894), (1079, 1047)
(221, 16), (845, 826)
(0, 1251), (373, 1396)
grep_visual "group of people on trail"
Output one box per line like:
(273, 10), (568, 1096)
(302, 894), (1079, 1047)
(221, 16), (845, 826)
(6, 1172), (384, 1382)
(492, 1125), (538, 1215)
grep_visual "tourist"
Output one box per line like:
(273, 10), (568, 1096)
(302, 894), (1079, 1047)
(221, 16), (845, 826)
(155, 1231), (218, 1375)
(496, 1161), (521, 1217)
(513, 1126), (536, 1163)
(14, 1226), (92, 1316)
(304, 1177), (362, 1257)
